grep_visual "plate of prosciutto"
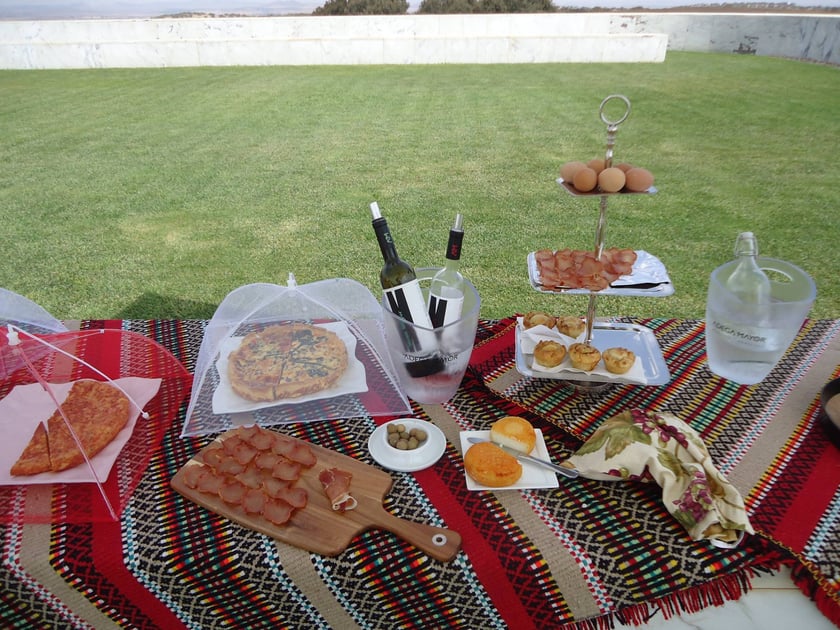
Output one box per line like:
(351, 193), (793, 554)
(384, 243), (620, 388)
(171, 425), (461, 561)
(528, 249), (673, 297)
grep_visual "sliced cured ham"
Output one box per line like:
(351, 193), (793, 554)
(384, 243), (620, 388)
(536, 248), (637, 291)
(263, 499), (293, 526)
(216, 456), (246, 476)
(232, 443), (258, 466)
(218, 479), (247, 505)
(241, 488), (267, 515)
(271, 435), (316, 468)
(177, 426), (316, 529)
(236, 425), (260, 441)
(222, 435), (245, 455)
(235, 465), (264, 490)
(289, 443), (317, 468)
(274, 484), (308, 510)
(254, 451), (281, 471)
(247, 428), (275, 451)
(196, 469), (225, 495)
(201, 446), (225, 470)
(262, 476), (292, 499)
(272, 458), (302, 481)
(319, 467), (357, 512)
(181, 463), (207, 490)
(271, 435), (297, 459)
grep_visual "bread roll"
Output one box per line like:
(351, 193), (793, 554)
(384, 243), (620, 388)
(602, 347), (636, 374)
(464, 442), (523, 487)
(522, 311), (556, 330)
(568, 342), (601, 371)
(490, 416), (536, 455)
(533, 340), (566, 368)
(556, 316), (585, 338)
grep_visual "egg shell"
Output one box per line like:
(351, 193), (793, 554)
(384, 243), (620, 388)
(615, 162), (634, 173)
(572, 167), (598, 192)
(587, 158), (606, 174)
(598, 167), (626, 193)
(560, 161), (587, 182)
(625, 167), (655, 192)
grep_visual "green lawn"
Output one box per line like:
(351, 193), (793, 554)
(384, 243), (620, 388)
(1, 52), (838, 321)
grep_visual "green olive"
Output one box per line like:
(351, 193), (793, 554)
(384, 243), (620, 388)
(385, 422), (430, 451)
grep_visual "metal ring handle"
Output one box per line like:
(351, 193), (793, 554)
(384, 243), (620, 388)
(599, 94), (631, 127)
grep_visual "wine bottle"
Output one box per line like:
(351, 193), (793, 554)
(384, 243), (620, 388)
(726, 232), (770, 304)
(370, 202), (443, 377)
(428, 213), (465, 328)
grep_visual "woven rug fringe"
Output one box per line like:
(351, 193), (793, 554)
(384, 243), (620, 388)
(565, 571), (756, 629)
(790, 562), (840, 628)
(752, 533), (840, 626)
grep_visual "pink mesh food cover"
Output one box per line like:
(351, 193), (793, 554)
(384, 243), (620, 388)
(0, 319), (191, 524)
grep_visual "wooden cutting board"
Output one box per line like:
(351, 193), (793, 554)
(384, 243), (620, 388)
(171, 428), (461, 562)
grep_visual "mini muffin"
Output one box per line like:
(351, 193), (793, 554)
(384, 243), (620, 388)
(464, 441), (523, 487)
(556, 316), (586, 338)
(533, 340), (566, 369)
(602, 347), (636, 374)
(568, 342), (602, 371)
(522, 311), (556, 330)
(490, 416), (537, 455)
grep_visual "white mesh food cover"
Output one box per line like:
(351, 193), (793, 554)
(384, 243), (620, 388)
(182, 276), (411, 437)
(0, 288), (67, 335)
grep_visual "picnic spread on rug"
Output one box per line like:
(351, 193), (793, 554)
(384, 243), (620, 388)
(2, 96), (839, 629)
(1, 314), (839, 629)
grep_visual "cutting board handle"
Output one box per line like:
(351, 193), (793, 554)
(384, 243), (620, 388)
(366, 504), (461, 562)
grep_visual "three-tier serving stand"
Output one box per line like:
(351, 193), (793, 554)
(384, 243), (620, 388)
(524, 94), (672, 390)
(578, 94), (635, 345)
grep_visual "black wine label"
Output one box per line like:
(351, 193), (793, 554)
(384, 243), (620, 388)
(428, 294), (465, 328)
(384, 280), (430, 326)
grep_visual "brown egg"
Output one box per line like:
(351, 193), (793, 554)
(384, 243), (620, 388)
(572, 167), (598, 192)
(598, 167), (626, 193)
(625, 167), (655, 192)
(615, 162), (634, 173)
(560, 161), (587, 183)
(587, 158), (605, 174)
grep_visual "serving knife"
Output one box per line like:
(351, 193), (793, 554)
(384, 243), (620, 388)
(466, 437), (579, 479)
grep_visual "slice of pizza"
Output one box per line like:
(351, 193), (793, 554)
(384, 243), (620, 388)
(47, 380), (131, 473)
(10, 422), (51, 476)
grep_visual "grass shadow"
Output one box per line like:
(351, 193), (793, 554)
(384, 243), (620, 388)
(115, 293), (218, 320)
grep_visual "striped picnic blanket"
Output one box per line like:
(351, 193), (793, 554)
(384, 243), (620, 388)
(1, 318), (838, 629)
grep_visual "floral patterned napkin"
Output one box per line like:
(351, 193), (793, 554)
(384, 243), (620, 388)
(565, 409), (753, 547)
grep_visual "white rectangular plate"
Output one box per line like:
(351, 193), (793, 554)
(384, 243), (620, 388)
(528, 250), (674, 297)
(515, 321), (671, 386)
(460, 429), (560, 491)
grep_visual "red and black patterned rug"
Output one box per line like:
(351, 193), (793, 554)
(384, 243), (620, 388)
(0, 317), (837, 629)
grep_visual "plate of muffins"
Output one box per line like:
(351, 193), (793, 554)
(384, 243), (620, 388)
(514, 312), (670, 386)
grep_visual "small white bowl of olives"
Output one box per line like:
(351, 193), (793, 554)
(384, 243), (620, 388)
(368, 417), (445, 472)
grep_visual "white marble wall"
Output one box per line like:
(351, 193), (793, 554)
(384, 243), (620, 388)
(0, 14), (667, 69)
(1, 12), (836, 70)
(612, 13), (840, 65)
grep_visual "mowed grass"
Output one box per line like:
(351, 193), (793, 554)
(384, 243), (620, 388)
(1, 52), (838, 321)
